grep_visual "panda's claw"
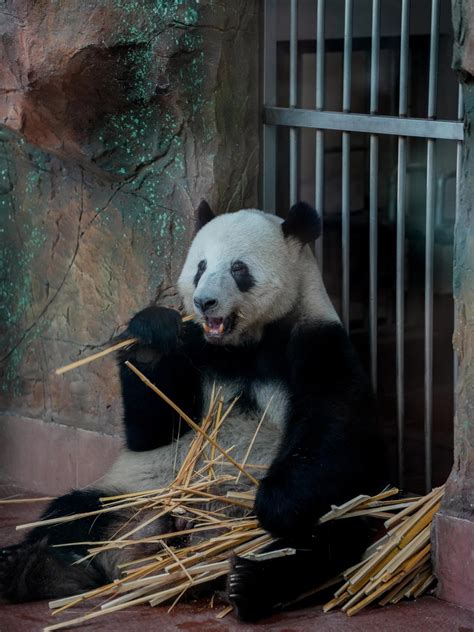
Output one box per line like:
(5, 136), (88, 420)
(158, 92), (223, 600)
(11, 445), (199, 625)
(227, 555), (281, 622)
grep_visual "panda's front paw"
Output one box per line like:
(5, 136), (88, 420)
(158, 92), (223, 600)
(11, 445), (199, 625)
(227, 555), (280, 622)
(127, 306), (182, 355)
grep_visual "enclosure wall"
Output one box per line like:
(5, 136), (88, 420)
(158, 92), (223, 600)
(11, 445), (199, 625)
(433, 0), (474, 611)
(0, 1), (259, 493)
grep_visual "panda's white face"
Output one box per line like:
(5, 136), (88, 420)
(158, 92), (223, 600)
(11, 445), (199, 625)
(178, 208), (335, 345)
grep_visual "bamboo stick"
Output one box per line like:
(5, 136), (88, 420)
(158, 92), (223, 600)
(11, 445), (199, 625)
(0, 496), (53, 504)
(216, 605), (234, 619)
(55, 338), (137, 375)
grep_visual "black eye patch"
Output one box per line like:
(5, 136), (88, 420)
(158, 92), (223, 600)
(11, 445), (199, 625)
(193, 259), (206, 287)
(231, 260), (255, 292)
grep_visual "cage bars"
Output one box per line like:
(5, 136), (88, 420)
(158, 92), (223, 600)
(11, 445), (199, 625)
(289, 0), (298, 205)
(369, 0), (381, 393)
(396, 0), (410, 487)
(315, 0), (325, 269)
(262, 0), (463, 491)
(341, 0), (353, 332)
(424, 0), (440, 492)
(263, 0), (277, 212)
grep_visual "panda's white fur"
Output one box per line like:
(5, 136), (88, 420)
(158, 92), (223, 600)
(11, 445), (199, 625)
(103, 209), (336, 497)
(178, 209), (338, 344)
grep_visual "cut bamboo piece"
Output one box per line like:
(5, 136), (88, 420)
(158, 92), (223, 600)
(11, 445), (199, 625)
(0, 496), (53, 504)
(216, 605), (234, 619)
(55, 338), (137, 375)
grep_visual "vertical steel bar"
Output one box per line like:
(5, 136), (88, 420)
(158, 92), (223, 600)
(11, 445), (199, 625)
(263, 0), (277, 212)
(454, 85), (463, 405)
(396, 0), (410, 487)
(289, 0), (298, 205)
(424, 0), (439, 493)
(369, 0), (380, 393)
(341, 0), (353, 331)
(315, 0), (325, 269)
(399, 0), (409, 117)
(424, 140), (436, 492)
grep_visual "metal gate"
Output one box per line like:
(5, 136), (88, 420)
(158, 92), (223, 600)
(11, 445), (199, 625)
(262, 0), (464, 492)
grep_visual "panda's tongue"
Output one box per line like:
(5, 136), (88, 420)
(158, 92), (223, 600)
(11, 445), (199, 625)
(204, 317), (224, 336)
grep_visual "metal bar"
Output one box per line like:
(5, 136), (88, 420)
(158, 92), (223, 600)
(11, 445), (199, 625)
(316, 0), (325, 112)
(343, 0), (353, 113)
(369, 0), (380, 392)
(424, 0), (439, 494)
(370, 0), (380, 115)
(396, 136), (407, 488)
(396, 0), (410, 488)
(315, 132), (325, 266)
(262, 0), (277, 212)
(427, 0), (439, 119)
(264, 107), (463, 141)
(454, 85), (463, 406)
(424, 139), (435, 493)
(341, 0), (352, 331)
(289, 0), (298, 205)
(342, 132), (350, 330)
(399, 0), (410, 117)
(315, 0), (325, 269)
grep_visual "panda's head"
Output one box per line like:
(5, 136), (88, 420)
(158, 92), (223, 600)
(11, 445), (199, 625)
(178, 200), (330, 345)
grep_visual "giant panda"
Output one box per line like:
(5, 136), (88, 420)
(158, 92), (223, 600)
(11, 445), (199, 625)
(0, 201), (385, 621)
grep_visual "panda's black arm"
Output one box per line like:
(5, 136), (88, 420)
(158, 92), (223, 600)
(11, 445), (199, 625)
(254, 322), (382, 538)
(118, 307), (204, 452)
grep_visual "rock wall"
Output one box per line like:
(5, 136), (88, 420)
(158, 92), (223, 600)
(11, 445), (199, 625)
(0, 0), (259, 484)
(433, 0), (474, 611)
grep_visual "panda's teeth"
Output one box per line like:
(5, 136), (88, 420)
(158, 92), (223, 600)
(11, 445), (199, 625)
(217, 322), (224, 334)
(203, 322), (210, 334)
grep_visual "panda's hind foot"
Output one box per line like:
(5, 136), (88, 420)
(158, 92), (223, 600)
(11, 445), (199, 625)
(0, 542), (30, 602)
(0, 538), (103, 603)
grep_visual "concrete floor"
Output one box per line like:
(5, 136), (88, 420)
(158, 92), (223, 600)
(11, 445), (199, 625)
(1, 485), (473, 632)
(2, 596), (474, 632)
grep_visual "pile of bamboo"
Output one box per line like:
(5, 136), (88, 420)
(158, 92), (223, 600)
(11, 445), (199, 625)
(13, 355), (443, 630)
(321, 484), (443, 615)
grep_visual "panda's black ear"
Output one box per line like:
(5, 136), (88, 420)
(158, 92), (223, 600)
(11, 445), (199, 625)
(282, 202), (321, 244)
(195, 200), (215, 232)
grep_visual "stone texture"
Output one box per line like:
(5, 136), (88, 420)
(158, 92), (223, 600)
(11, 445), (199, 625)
(0, 2), (259, 452)
(433, 513), (474, 610)
(434, 0), (474, 611)
(452, 0), (474, 79)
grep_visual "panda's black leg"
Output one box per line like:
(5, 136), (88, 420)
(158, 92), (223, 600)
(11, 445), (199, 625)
(0, 489), (115, 602)
(0, 538), (103, 602)
(227, 519), (370, 622)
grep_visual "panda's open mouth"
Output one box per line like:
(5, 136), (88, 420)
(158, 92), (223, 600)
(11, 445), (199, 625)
(202, 314), (236, 339)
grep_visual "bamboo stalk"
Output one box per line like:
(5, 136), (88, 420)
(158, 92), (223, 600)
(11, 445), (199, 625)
(0, 496), (53, 504)
(55, 338), (137, 375)
(236, 395), (273, 483)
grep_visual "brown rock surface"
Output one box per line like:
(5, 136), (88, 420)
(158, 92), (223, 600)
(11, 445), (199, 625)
(434, 0), (474, 611)
(0, 1), (259, 446)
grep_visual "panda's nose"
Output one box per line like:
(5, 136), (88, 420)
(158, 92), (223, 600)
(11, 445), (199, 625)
(194, 297), (219, 313)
